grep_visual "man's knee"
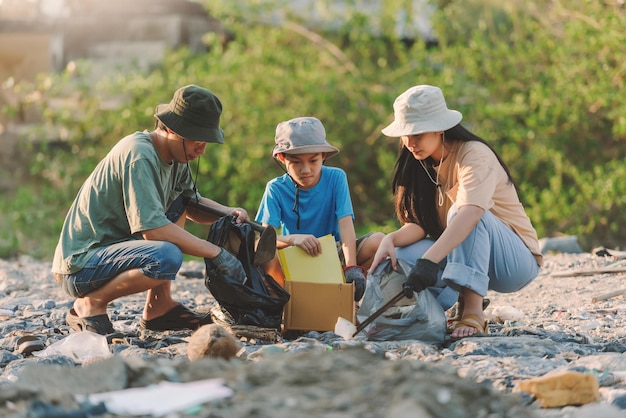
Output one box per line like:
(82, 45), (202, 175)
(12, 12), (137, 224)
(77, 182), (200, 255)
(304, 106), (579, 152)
(156, 242), (184, 274)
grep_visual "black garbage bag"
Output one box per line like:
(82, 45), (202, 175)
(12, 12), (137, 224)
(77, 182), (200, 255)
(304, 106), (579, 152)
(204, 215), (289, 329)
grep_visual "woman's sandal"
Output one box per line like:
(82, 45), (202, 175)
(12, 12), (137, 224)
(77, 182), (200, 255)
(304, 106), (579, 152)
(140, 304), (213, 331)
(451, 314), (489, 339)
(446, 297), (490, 333)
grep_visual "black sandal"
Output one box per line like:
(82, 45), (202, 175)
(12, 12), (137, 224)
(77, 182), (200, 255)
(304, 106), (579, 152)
(140, 304), (213, 331)
(66, 309), (126, 344)
(66, 308), (117, 335)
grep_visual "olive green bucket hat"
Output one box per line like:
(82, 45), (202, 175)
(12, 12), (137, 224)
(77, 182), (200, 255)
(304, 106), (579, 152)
(155, 85), (225, 144)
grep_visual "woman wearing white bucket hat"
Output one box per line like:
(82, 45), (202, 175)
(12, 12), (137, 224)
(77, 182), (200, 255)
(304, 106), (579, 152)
(370, 85), (543, 339)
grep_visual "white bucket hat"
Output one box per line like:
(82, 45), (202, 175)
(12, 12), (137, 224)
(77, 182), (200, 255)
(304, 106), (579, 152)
(381, 85), (462, 137)
(272, 116), (339, 158)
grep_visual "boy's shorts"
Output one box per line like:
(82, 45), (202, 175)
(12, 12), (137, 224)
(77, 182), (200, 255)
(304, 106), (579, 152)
(337, 232), (376, 267)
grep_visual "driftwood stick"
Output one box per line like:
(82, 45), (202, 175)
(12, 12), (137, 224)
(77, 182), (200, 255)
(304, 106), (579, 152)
(593, 247), (626, 260)
(225, 324), (282, 343)
(551, 267), (626, 278)
(592, 288), (626, 303)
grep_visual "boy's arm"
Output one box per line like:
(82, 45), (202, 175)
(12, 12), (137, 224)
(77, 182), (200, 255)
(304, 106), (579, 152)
(338, 215), (367, 301)
(338, 215), (358, 266)
(270, 227), (321, 256)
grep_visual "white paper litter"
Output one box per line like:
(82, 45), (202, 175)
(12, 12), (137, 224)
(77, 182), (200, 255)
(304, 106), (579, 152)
(0, 308), (14, 319)
(334, 316), (357, 340)
(33, 331), (112, 362)
(83, 378), (234, 416)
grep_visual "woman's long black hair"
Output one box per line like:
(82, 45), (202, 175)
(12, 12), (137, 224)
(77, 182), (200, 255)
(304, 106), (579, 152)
(392, 124), (514, 239)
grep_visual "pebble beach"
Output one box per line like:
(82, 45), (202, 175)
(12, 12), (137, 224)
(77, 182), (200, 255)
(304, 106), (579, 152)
(1, 251), (626, 417)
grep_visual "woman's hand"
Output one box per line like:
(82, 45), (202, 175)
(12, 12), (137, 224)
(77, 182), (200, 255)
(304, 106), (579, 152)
(291, 234), (322, 256)
(368, 234), (397, 274)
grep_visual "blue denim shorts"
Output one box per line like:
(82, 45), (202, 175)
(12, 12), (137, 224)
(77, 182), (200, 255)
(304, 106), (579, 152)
(60, 240), (183, 298)
(59, 196), (188, 298)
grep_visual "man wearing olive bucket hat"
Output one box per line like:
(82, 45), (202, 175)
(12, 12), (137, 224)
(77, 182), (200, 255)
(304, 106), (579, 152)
(52, 85), (250, 336)
(368, 85), (543, 340)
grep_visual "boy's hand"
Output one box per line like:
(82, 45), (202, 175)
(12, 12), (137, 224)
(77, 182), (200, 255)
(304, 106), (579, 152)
(207, 248), (248, 284)
(291, 234), (322, 256)
(344, 265), (367, 301)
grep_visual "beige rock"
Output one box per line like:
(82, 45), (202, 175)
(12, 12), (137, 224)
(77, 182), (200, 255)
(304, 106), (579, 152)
(187, 324), (240, 361)
(489, 305), (525, 323)
(517, 370), (600, 408)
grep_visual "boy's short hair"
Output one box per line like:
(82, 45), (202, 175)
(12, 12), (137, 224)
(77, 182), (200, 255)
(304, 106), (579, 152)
(272, 117), (339, 159)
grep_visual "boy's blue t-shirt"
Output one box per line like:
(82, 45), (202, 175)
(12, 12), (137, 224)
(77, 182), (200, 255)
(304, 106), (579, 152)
(255, 166), (354, 241)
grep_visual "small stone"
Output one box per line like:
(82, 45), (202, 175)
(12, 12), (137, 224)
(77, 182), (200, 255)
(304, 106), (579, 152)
(187, 324), (240, 361)
(490, 306), (525, 323)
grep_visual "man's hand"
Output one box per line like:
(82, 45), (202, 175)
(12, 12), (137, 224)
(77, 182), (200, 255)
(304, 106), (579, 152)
(344, 265), (367, 301)
(208, 248), (248, 284)
(403, 258), (439, 297)
(230, 207), (249, 224)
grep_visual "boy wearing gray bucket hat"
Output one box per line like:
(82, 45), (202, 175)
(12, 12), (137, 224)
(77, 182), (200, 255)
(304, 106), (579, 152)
(255, 116), (384, 301)
(52, 85), (251, 335)
(370, 85), (542, 340)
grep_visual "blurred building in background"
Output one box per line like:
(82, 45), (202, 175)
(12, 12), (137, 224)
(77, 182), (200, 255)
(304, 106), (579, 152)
(0, 0), (219, 84)
(0, 0), (220, 192)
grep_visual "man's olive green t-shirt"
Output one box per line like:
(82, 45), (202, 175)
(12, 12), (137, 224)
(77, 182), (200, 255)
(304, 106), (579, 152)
(52, 131), (200, 274)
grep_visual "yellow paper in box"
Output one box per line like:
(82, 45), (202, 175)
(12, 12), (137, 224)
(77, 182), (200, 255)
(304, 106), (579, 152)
(277, 234), (345, 284)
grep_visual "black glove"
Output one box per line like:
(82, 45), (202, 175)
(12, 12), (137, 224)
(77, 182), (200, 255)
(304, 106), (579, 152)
(344, 265), (367, 301)
(403, 258), (439, 297)
(208, 248), (248, 285)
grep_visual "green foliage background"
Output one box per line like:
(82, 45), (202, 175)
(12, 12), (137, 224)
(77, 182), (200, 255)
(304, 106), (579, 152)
(1, 0), (625, 260)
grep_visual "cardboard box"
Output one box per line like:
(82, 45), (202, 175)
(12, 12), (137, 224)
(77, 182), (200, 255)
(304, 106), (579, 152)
(283, 281), (355, 331)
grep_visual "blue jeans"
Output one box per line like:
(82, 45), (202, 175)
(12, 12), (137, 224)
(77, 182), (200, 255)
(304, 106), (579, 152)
(60, 196), (187, 298)
(395, 204), (540, 309)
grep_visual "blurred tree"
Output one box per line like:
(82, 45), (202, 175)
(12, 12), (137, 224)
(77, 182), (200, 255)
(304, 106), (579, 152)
(1, 0), (625, 258)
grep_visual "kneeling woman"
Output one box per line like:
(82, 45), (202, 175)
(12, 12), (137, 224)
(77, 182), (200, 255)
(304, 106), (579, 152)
(369, 85), (543, 339)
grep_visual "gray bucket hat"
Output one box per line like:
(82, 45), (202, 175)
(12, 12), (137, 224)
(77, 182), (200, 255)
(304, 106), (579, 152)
(155, 85), (225, 144)
(272, 117), (339, 158)
(381, 85), (462, 137)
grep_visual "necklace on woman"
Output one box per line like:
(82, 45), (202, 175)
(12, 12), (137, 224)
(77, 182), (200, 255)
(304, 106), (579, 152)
(419, 139), (445, 206)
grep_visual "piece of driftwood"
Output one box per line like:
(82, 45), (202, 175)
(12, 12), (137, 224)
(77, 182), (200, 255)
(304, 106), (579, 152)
(593, 247), (626, 260)
(591, 288), (626, 303)
(225, 324), (282, 343)
(551, 268), (626, 278)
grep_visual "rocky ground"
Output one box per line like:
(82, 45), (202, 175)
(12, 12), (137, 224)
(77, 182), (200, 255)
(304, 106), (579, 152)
(1, 251), (626, 418)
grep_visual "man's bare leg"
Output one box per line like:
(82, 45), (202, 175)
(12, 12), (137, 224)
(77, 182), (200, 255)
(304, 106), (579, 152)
(72, 269), (178, 319)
